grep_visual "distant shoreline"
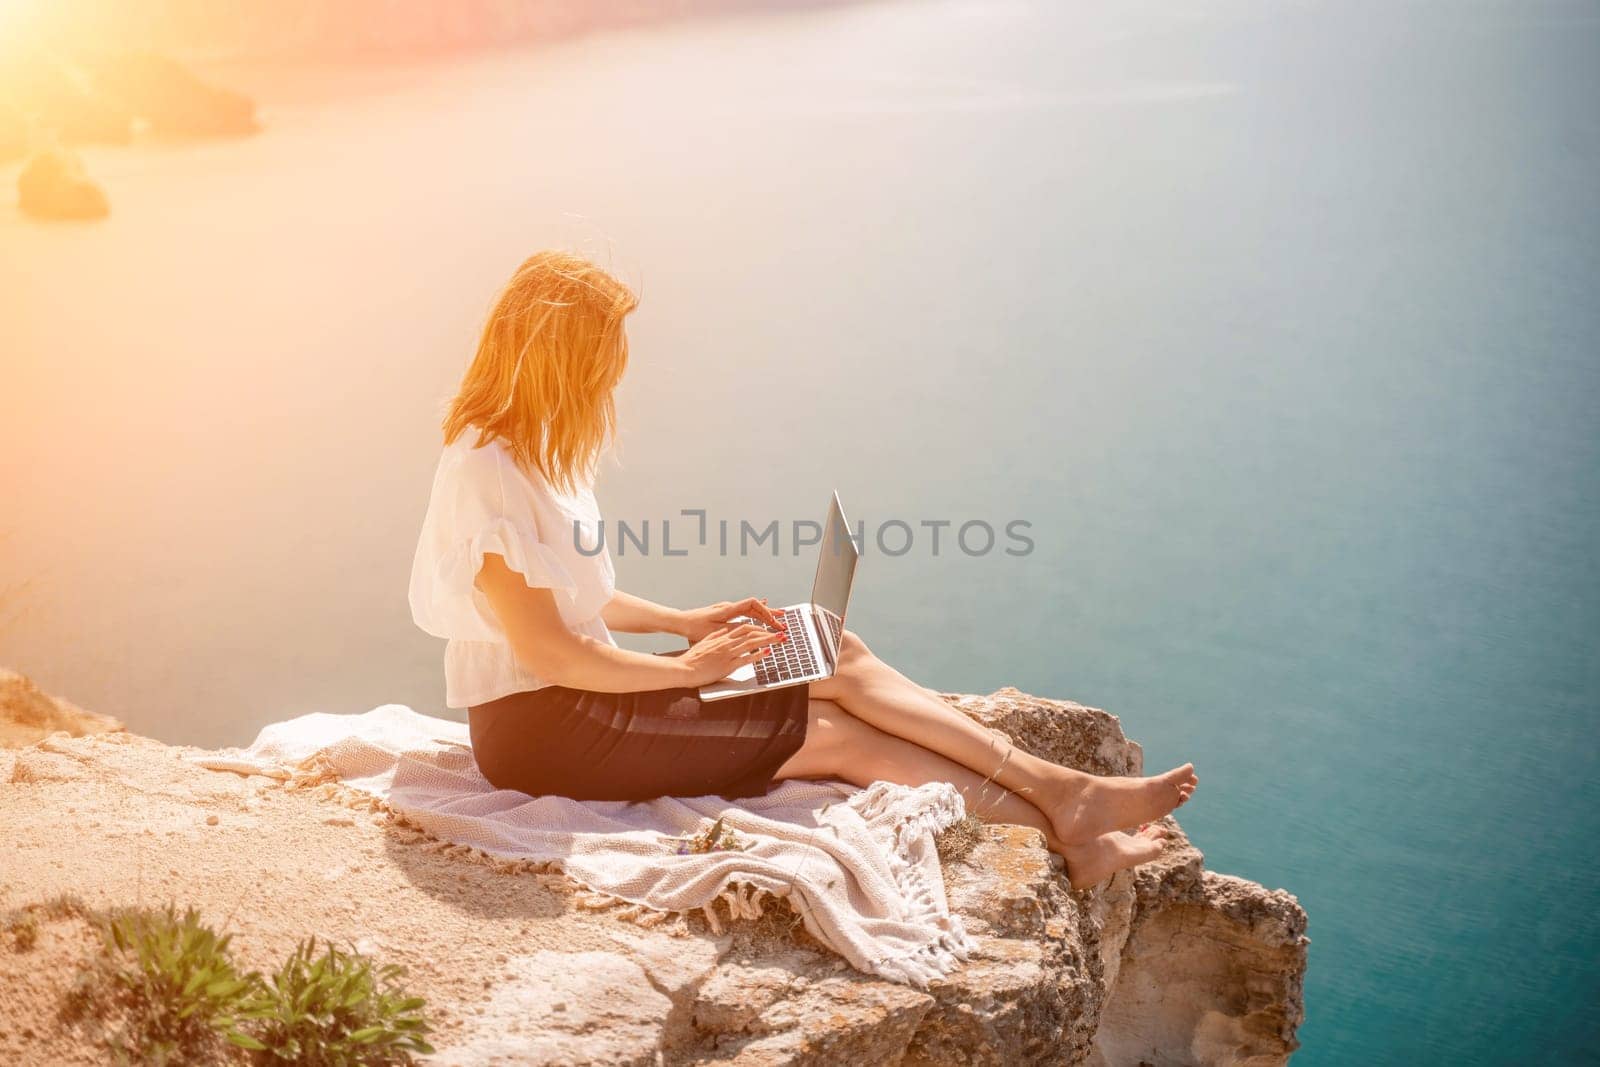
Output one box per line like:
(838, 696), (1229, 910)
(1, 0), (875, 217)
(182, 0), (875, 107)
(18, 0), (873, 68)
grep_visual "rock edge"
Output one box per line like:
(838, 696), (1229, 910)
(0, 679), (1306, 1065)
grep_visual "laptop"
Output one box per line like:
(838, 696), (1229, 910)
(698, 491), (859, 701)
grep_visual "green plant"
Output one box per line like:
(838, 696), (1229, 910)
(246, 938), (432, 1065)
(76, 905), (264, 1064)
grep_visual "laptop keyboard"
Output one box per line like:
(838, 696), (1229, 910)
(753, 608), (819, 686)
(818, 607), (843, 651)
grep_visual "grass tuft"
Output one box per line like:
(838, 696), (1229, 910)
(249, 938), (433, 1065)
(67, 904), (264, 1064)
(8, 911), (40, 952)
(40, 892), (89, 921)
(56, 904), (432, 1065)
(934, 813), (987, 865)
(4, 892), (86, 952)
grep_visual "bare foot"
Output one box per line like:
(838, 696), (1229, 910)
(1045, 764), (1197, 846)
(1059, 826), (1167, 890)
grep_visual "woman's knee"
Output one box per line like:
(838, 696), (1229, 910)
(805, 698), (889, 755)
(828, 629), (883, 688)
(838, 628), (871, 659)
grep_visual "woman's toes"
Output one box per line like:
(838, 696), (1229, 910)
(1064, 830), (1167, 889)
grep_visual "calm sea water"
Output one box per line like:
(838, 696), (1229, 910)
(3, 0), (1597, 1060)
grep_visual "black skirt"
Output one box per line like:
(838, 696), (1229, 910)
(467, 671), (812, 802)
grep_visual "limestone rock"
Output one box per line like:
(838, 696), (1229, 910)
(661, 689), (1306, 1066)
(0, 675), (1306, 1065)
(0, 669), (122, 747)
(431, 949), (673, 1067)
(1091, 858), (1308, 1065)
(945, 687), (1145, 777)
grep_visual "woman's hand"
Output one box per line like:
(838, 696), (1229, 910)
(677, 597), (786, 643)
(676, 623), (786, 686)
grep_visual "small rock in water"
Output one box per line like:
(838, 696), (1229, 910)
(18, 148), (110, 221)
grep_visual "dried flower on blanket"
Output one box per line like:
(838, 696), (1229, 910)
(668, 816), (751, 855)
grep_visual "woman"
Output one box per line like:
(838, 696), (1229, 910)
(409, 251), (1197, 890)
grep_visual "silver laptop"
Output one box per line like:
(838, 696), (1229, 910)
(699, 492), (859, 701)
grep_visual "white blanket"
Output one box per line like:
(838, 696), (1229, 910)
(190, 704), (974, 986)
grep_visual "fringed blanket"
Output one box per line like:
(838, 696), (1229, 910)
(190, 704), (974, 986)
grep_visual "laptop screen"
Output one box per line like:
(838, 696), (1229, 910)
(810, 492), (857, 641)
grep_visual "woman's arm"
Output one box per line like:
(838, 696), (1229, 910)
(601, 589), (787, 641)
(476, 555), (782, 692)
(600, 590), (692, 637)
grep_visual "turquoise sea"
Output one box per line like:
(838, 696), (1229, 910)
(2, 1), (1596, 1061)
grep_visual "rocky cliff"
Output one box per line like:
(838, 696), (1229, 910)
(0, 679), (1306, 1065)
(0, 668), (124, 748)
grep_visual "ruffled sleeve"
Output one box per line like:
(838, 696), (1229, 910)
(408, 441), (581, 642)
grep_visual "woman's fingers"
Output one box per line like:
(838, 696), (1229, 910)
(708, 620), (761, 642)
(731, 629), (783, 655)
(700, 626), (780, 673)
(704, 624), (773, 655)
(741, 597), (786, 631)
(717, 596), (784, 632)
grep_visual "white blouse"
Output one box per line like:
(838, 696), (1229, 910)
(408, 432), (616, 708)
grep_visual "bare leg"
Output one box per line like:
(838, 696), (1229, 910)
(808, 631), (1198, 846)
(774, 700), (1058, 839)
(774, 699), (1167, 888)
